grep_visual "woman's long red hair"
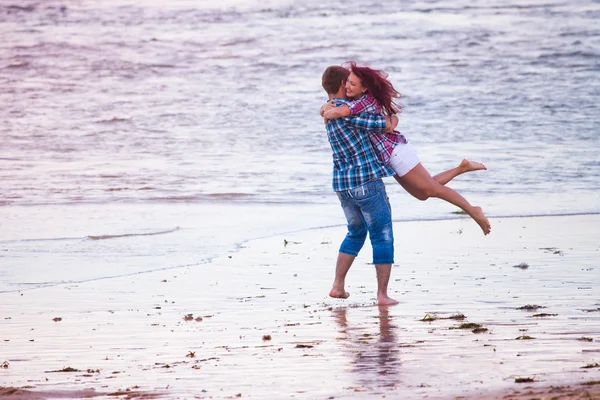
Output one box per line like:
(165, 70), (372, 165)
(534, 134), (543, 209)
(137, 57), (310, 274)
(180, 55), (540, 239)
(346, 61), (402, 117)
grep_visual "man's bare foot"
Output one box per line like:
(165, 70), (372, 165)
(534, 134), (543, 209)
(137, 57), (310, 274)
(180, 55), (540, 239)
(459, 159), (487, 173)
(471, 206), (491, 235)
(377, 295), (399, 306)
(329, 287), (350, 299)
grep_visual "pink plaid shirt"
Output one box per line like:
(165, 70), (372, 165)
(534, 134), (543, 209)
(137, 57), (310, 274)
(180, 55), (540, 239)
(348, 93), (407, 164)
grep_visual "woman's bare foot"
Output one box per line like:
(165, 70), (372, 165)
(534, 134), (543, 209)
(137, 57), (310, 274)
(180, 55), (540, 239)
(459, 159), (487, 173)
(471, 206), (491, 235)
(377, 295), (399, 306)
(329, 287), (350, 299)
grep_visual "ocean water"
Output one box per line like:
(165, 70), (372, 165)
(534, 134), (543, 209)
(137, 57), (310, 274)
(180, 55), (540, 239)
(0, 0), (599, 291)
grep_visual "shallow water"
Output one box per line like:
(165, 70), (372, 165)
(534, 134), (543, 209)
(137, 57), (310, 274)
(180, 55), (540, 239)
(1, 216), (598, 398)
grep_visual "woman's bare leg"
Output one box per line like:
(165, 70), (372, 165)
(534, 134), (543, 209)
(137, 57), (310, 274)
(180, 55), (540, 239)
(432, 159), (487, 186)
(393, 163), (491, 235)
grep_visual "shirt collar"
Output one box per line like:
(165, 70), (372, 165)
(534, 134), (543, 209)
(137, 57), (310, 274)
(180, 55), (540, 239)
(331, 97), (349, 104)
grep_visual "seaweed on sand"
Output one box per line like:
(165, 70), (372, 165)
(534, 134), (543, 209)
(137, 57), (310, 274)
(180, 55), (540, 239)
(515, 377), (535, 383)
(517, 304), (545, 311)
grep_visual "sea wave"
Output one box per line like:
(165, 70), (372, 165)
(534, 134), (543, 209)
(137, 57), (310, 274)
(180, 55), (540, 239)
(0, 0), (598, 216)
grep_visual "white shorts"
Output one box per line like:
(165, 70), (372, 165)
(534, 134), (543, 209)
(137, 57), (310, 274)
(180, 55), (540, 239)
(388, 142), (420, 177)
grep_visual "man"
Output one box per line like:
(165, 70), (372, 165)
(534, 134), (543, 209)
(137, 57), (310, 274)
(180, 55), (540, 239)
(320, 65), (399, 306)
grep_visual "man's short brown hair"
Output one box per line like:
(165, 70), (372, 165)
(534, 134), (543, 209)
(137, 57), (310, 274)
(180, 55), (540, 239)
(322, 66), (349, 94)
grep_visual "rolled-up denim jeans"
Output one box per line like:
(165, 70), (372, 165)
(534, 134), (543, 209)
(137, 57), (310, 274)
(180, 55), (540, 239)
(336, 179), (394, 265)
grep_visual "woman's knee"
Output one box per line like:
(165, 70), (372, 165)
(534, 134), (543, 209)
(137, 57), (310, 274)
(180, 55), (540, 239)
(400, 176), (436, 200)
(408, 185), (432, 201)
(414, 191), (429, 201)
(419, 181), (442, 199)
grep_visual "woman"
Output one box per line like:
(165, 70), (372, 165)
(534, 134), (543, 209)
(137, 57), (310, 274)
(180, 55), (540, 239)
(322, 61), (491, 235)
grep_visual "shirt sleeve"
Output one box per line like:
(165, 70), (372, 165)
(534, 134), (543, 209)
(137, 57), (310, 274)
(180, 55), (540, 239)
(342, 112), (386, 134)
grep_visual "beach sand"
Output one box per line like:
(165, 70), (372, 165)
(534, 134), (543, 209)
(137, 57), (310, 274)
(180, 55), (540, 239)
(1, 213), (599, 399)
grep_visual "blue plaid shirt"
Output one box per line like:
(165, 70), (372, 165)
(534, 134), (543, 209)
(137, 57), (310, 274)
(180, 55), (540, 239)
(325, 98), (394, 191)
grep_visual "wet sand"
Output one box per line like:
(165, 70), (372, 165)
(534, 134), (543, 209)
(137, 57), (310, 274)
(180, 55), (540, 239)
(1, 214), (599, 399)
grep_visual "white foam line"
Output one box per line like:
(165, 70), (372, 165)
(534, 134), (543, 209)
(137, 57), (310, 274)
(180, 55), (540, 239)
(0, 227), (181, 244)
(87, 227), (180, 240)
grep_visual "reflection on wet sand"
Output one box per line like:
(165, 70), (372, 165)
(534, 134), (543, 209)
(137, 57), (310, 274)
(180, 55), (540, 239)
(333, 306), (402, 392)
